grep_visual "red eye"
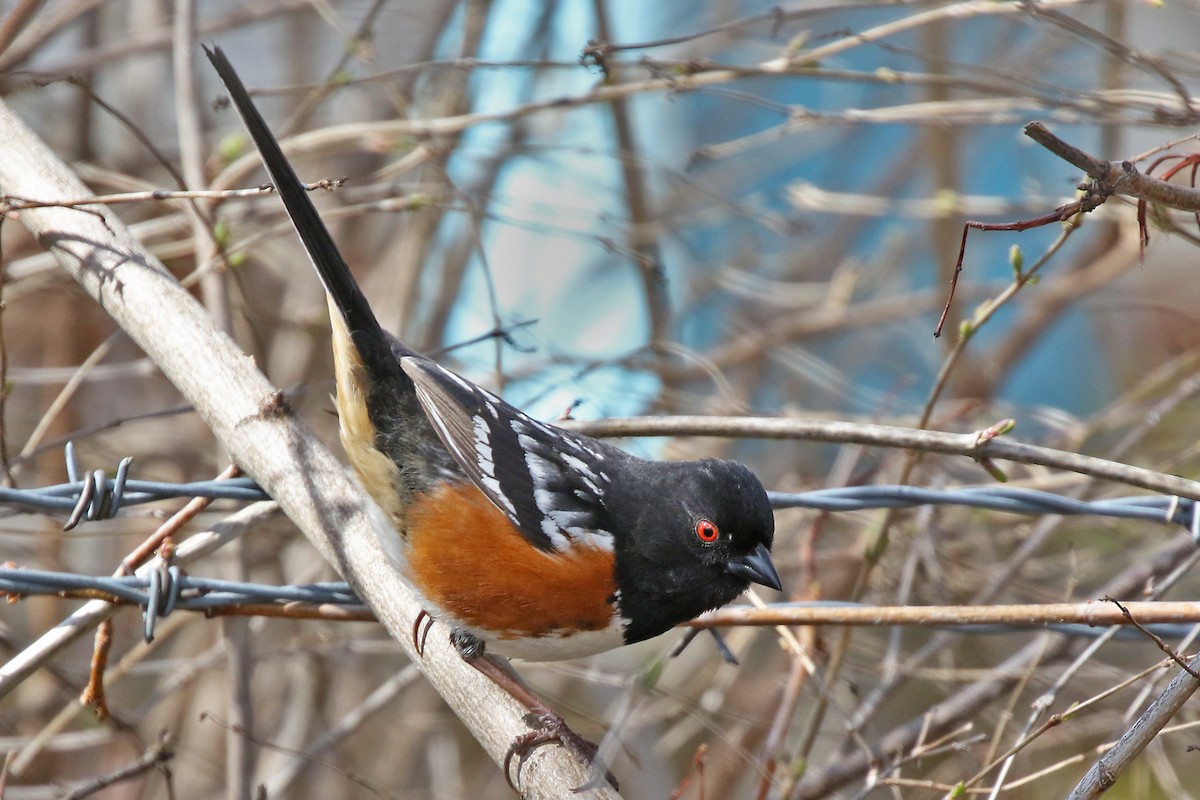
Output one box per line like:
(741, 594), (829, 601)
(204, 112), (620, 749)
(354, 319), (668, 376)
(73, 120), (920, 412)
(695, 518), (720, 543)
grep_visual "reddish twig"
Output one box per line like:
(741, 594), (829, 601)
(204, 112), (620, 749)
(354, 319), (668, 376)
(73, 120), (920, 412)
(935, 180), (1111, 338)
(669, 743), (708, 800)
(936, 122), (1200, 337)
(1106, 597), (1200, 679)
(1138, 153), (1200, 257)
(77, 618), (112, 720)
(694, 601), (1200, 629)
(120, 463), (241, 573)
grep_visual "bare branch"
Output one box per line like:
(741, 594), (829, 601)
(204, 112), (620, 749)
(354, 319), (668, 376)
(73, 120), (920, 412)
(562, 415), (1200, 500)
(1066, 652), (1200, 800)
(695, 601), (1200, 629)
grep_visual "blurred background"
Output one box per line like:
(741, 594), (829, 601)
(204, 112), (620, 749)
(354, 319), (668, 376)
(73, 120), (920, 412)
(3, 1), (1200, 797)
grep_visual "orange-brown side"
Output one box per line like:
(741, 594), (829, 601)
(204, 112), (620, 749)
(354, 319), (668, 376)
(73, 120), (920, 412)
(405, 482), (617, 639)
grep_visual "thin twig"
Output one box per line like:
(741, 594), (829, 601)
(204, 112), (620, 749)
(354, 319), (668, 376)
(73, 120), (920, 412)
(0, 0), (48, 60)
(60, 732), (174, 800)
(77, 619), (112, 720)
(1107, 597), (1200, 679)
(0, 182), (341, 212)
(199, 713), (389, 799)
(695, 601), (1200, 629)
(562, 415), (1200, 500)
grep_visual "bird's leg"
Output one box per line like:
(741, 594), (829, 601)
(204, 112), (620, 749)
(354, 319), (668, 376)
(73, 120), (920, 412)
(448, 630), (616, 791)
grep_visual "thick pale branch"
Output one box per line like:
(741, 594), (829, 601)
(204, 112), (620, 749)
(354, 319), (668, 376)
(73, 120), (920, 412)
(0, 96), (615, 799)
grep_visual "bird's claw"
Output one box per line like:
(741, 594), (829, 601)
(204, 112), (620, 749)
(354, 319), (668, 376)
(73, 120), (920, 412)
(503, 711), (617, 793)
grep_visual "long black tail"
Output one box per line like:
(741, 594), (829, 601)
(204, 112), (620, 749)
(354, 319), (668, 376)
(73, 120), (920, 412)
(203, 44), (411, 380)
(205, 45), (449, 508)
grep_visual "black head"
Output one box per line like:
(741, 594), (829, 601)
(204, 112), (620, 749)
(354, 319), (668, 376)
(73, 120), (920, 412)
(605, 456), (779, 645)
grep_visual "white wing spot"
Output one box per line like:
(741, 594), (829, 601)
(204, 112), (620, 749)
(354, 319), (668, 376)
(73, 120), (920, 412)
(559, 453), (595, 480)
(471, 416), (495, 477)
(517, 433), (553, 485)
(481, 475), (513, 511)
(574, 441), (601, 459)
(579, 474), (603, 497)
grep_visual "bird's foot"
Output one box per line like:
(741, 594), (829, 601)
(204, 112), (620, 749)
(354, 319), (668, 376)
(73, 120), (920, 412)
(505, 709), (617, 793)
(450, 631), (616, 792)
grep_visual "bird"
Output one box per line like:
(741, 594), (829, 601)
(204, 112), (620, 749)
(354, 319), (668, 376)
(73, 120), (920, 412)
(204, 43), (780, 779)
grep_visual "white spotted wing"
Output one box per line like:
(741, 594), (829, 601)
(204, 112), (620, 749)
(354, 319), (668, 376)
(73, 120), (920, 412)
(401, 357), (615, 553)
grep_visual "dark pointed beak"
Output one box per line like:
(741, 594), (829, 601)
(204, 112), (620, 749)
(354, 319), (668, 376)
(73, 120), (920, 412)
(726, 543), (782, 591)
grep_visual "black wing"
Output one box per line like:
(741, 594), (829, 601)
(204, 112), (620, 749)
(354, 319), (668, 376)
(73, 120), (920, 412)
(402, 357), (616, 553)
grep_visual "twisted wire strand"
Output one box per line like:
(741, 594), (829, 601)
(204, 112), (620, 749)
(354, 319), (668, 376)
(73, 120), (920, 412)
(769, 486), (1200, 538)
(6, 456), (1196, 536)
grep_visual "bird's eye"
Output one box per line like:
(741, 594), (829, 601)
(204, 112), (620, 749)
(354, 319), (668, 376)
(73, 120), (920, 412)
(695, 518), (720, 543)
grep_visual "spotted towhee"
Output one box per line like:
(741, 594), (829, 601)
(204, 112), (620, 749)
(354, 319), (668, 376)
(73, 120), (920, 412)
(205, 47), (780, 665)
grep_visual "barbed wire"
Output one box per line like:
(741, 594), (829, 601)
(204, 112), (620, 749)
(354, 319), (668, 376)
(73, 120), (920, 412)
(1, 566), (1195, 646)
(7, 444), (1199, 537)
(0, 566), (365, 642)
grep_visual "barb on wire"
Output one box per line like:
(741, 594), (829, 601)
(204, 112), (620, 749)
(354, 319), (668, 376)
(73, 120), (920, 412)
(0, 567), (367, 643)
(0, 442), (269, 528)
(62, 441), (134, 529)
